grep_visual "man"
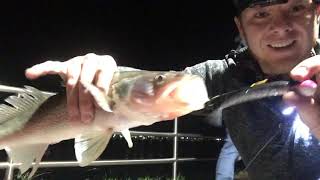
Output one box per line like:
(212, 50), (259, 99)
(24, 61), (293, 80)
(215, 35), (244, 180)
(215, 131), (240, 180)
(24, 0), (320, 179)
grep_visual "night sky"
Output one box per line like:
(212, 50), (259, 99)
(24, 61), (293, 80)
(0, 1), (238, 88)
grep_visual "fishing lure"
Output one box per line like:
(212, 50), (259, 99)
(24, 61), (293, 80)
(195, 78), (316, 126)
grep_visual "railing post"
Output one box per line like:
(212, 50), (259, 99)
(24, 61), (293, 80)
(173, 117), (178, 180)
(5, 158), (13, 180)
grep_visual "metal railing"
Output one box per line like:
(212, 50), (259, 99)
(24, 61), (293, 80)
(2, 118), (222, 180)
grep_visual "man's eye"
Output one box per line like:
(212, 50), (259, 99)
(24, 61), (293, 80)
(291, 4), (306, 14)
(254, 11), (269, 18)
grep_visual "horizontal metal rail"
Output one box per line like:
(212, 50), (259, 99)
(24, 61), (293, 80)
(3, 118), (222, 180)
(117, 131), (222, 141)
(0, 158), (217, 169)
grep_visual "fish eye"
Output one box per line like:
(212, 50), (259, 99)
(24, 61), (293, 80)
(155, 75), (165, 83)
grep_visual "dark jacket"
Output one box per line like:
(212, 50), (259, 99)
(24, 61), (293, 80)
(185, 47), (320, 180)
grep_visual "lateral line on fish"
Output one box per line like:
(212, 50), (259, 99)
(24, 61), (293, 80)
(0, 85), (56, 96)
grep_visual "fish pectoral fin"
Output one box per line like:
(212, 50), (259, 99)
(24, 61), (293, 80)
(81, 81), (113, 112)
(75, 129), (114, 167)
(121, 129), (133, 148)
(5, 144), (49, 178)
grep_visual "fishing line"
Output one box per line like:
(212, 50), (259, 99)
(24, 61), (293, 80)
(243, 123), (282, 171)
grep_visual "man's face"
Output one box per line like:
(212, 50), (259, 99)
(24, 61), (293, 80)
(235, 0), (320, 75)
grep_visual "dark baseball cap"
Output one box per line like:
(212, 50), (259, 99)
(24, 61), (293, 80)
(233, 0), (320, 15)
(233, 0), (288, 15)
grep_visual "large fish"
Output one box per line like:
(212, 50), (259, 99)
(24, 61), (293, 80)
(0, 70), (209, 178)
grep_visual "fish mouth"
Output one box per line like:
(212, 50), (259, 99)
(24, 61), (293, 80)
(157, 75), (198, 99)
(157, 80), (181, 99)
(157, 75), (209, 110)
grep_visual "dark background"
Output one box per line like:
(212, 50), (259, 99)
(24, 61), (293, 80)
(0, 0), (239, 143)
(0, 1), (240, 179)
(0, 0), (238, 87)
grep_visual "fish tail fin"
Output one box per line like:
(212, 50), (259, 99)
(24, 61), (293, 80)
(5, 144), (49, 178)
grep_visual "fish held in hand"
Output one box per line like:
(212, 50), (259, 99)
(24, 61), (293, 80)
(0, 70), (208, 178)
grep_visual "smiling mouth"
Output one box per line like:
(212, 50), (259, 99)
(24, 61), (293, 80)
(268, 40), (296, 49)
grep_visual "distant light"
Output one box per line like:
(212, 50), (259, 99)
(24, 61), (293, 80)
(282, 106), (295, 116)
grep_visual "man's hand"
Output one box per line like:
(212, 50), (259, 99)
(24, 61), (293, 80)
(25, 53), (117, 123)
(284, 55), (320, 139)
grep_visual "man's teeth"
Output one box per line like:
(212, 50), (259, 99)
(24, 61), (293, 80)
(270, 40), (294, 48)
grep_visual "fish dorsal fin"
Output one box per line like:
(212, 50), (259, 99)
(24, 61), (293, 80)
(121, 129), (133, 148)
(74, 129), (114, 167)
(0, 85), (56, 137)
(5, 144), (49, 178)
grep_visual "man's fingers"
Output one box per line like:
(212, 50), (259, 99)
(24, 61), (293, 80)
(314, 81), (320, 103)
(284, 90), (320, 139)
(95, 55), (117, 92)
(66, 57), (83, 87)
(316, 73), (320, 86)
(67, 80), (80, 122)
(26, 53), (118, 124)
(79, 85), (95, 123)
(78, 53), (101, 123)
(291, 55), (320, 81)
(283, 91), (310, 106)
(65, 57), (84, 122)
(25, 61), (67, 80)
(289, 56), (320, 139)
(94, 55), (117, 113)
(80, 53), (99, 84)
